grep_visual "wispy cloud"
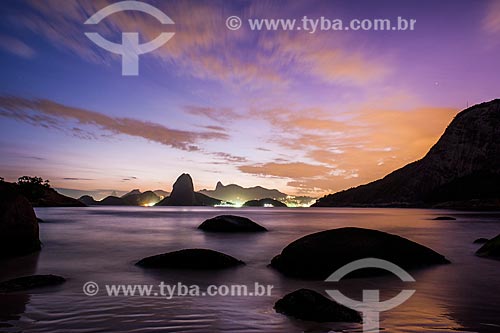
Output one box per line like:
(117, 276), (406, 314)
(0, 96), (227, 151)
(8, 0), (388, 89)
(185, 106), (242, 124)
(212, 152), (248, 163)
(484, 1), (500, 34)
(63, 177), (94, 181)
(239, 162), (332, 178)
(237, 103), (458, 193)
(0, 34), (36, 58)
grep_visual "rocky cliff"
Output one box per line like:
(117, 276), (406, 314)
(313, 99), (500, 209)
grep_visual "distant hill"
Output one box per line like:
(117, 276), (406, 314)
(122, 190), (160, 206)
(153, 190), (170, 199)
(78, 195), (98, 206)
(156, 174), (222, 206)
(200, 181), (287, 203)
(313, 99), (500, 209)
(122, 189), (142, 198)
(5, 177), (85, 207)
(243, 198), (287, 207)
(56, 188), (128, 201)
(79, 190), (161, 206)
(99, 196), (129, 206)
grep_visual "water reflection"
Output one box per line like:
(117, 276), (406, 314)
(0, 207), (498, 332)
(0, 252), (39, 326)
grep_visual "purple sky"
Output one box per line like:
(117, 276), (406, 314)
(0, 0), (499, 196)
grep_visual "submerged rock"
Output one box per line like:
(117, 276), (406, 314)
(136, 249), (245, 269)
(476, 234), (500, 258)
(274, 289), (362, 323)
(0, 275), (65, 292)
(473, 238), (489, 244)
(198, 215), (267, 232)
(432, 216), (456, 220)
(0, 182), (41, 258)
(271, 227), (450, 279)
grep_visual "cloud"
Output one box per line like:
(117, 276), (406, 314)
(238, 103), (459, 194)
(0, 34), (36, 58)
(484, 1), (500, 34)
(212, 152), (248, 163)
(0, 96), (227, 151)
(7, 0), (388, 88)
(185, 106), (242, 124)
(239, 162), (332, 178)
(265, 107), (354, 133)
(63, 177), (94, 181)
(203, 125), (226, 132)
(262, 33), (389, 85)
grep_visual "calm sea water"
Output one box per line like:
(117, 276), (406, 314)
(1, 207), (500, 333)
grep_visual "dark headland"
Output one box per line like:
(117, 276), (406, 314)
(313, 99), (500, 210)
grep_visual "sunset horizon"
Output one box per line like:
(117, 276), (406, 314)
(1, 1), (500, 333)
(2, 0), (499, 198)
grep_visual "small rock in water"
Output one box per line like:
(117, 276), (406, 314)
(432, 216), (456, 220)
(136, 248), (245, 269)
(198, 215), (267, 232)
(0, 274), (66, 293)
(476, 234), (500, 258)
(274, 288), (362, 323)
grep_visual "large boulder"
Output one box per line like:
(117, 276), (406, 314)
(476, 234), (500, 258)
(0, 275), (65, 292)
(0, 182), (41, 258)
(198, 215), (267, 232)
(136, 249), (244, 269)
(274, 289), (362, 323)
(271, 227), (450, 279)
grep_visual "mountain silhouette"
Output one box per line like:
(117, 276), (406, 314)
(200, 181), (287, 202)
(156, 173), (222, 206)
(313, 99), (500, 209)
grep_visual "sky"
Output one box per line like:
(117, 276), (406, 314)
(0, 0), (499, 197)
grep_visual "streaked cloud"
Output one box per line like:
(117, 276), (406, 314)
(237, 103), (458, 193)
(8, 0), (387, 88)
(484, 1), (500, 34)
(186, 106), (242, 124)
(0, 96), (227, 151)
(0, 34), (36, 58)
(240, 162), (332, 178)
